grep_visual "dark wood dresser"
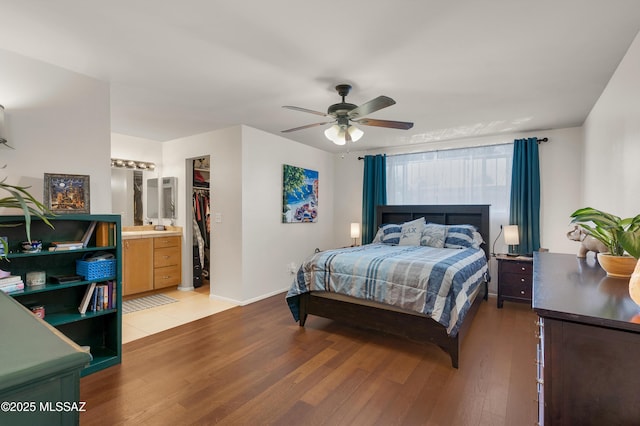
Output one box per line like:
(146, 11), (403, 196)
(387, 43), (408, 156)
(533, 252), (640, 425)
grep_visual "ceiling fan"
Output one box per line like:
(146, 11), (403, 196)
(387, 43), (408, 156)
(281, 84), (414, 145)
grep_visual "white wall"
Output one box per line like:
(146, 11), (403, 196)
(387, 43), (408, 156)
(159, 125), (335, 305)
(111, 133), (164, 166)
(162, 126), (243, 301)
(241, 126), (335, 303)
(583, 32), (640, 218)
(111, 133), (163, 225)
(0, 49), (111, 213)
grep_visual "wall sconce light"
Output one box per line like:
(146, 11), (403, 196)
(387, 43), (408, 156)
(111, 158), (156, 171)
(504, 225), (520, 256)
(350, 222), (361, 246)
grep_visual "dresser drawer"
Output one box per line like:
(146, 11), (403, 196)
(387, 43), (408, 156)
(154, 246), (180, 268)
(500, 273), (532, 299)
(154, 235), (180, 249)
(154, 265), (181, 288)
(500, 260), (532, 275)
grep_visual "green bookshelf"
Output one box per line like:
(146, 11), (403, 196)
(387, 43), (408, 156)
(0, 214), (122, 376)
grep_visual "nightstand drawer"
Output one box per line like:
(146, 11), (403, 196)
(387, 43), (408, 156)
(501, 271), (532, 286)
(500, 261), (533, 275)
(500, 276), (533, 299)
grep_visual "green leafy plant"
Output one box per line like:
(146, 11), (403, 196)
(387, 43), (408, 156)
(570, 207), (640, 259)
(1, 176), (54, 255)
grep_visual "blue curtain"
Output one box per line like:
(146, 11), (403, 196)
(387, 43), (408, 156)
(362, 154), (387, 244)
(509, 138), (541, 254)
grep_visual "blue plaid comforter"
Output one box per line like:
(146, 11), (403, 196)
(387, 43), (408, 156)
(286, 244), (488, 337)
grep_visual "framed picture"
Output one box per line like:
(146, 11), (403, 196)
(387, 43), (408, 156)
(44, 173), (90, 214)
(282, 164), (318, 223)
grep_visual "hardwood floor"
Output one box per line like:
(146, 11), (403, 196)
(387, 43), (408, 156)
(80, 294), (538, 425)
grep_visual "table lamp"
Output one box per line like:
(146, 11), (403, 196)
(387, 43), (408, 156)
(350, 223), (361, 246)
(504, 225), (520, 256)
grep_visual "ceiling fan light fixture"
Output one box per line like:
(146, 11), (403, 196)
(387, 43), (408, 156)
(348, 124), (363, 142)
(324, 124), (340, 141)
(324, 124), (346, 145)
(324, 123), (362, 145)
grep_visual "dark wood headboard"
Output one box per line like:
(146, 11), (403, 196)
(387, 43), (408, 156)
(376, 204), (491, 260)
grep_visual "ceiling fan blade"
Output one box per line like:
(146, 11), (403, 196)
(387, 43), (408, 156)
(348, 96), (396, 118)
(354, 118), (414, 130)
(283, 105), (331, 117)
(281, 121), (334, 133)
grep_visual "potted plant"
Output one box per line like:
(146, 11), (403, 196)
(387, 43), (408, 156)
(570, 207), (640, 277)
(1, 176), (54, 256)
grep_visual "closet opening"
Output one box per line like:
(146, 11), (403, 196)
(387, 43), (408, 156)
(191, 156), (210, 289)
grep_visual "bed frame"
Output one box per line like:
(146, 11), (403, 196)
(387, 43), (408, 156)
(298, 204), (490, 368)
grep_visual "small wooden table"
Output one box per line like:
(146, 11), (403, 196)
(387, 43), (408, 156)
(496, 254), (533, 308)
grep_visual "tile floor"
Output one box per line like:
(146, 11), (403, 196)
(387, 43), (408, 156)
(121, 284), (237, 343)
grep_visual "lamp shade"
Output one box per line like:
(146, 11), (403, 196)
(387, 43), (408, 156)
(325, 124), (363, 145)
(347, 125), (363, 142)
(350, 222), (361, 239)
(324, 124), (340, 142)
(504, 225), (520, 245)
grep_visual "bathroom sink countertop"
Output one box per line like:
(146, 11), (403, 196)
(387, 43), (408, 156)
(121, 226), (182, 239)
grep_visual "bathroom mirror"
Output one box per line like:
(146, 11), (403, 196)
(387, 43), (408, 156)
(146, 177), (177, 220)
(111, 168), (158, 227)
(147, 177), (159, 219)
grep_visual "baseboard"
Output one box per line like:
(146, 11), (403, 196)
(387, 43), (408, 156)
(209, 287), (289, 306)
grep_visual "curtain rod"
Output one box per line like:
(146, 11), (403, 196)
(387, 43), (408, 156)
(357, 137), (549, 159)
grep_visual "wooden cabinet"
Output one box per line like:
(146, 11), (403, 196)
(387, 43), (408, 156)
(153, 235), (181, 289)
(121, 232), (182, 295)
(123, 238), (153, 296)
(496, 255), (533, 308)
(0, 214), (122, 377)
(533, 252), (640, 425)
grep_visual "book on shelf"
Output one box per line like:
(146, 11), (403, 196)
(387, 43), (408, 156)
(81, 221), (98, 247)
(95, 285), (103, 311)
(0, 275), (24, 286)
(96, 222), (116, 247)
(0, 281), (25, 293)
(51, 241), (83, 247)
(101, 283), (109, 310)
(49, 242), (84, 251)
(90, 286), (98, 312)
(107, 281), (115, 309)
(78, 282), (97, 314)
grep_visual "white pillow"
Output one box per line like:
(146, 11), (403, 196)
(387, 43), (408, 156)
(399, 218), (426, 246)
(420, 223), (447, 248)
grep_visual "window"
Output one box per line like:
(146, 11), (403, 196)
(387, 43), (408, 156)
(387, 143), (513, 246)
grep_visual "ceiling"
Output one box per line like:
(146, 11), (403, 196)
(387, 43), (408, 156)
(2, 1), (640, 153)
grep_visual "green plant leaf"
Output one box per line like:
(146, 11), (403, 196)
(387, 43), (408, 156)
(620, 229), (640, 259)
(1, 176), (55, 255)
(570, 207), (621, 229)
(570, 207), (640, 257)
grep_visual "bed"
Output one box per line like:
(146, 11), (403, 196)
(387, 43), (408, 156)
(286, 204), (491, 368)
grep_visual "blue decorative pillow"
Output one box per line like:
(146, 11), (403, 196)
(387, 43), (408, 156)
(373, 224), (402, 245)
(444, 225), (481, 249)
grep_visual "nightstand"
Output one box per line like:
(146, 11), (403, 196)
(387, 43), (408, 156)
(496, 255), (533, 308)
